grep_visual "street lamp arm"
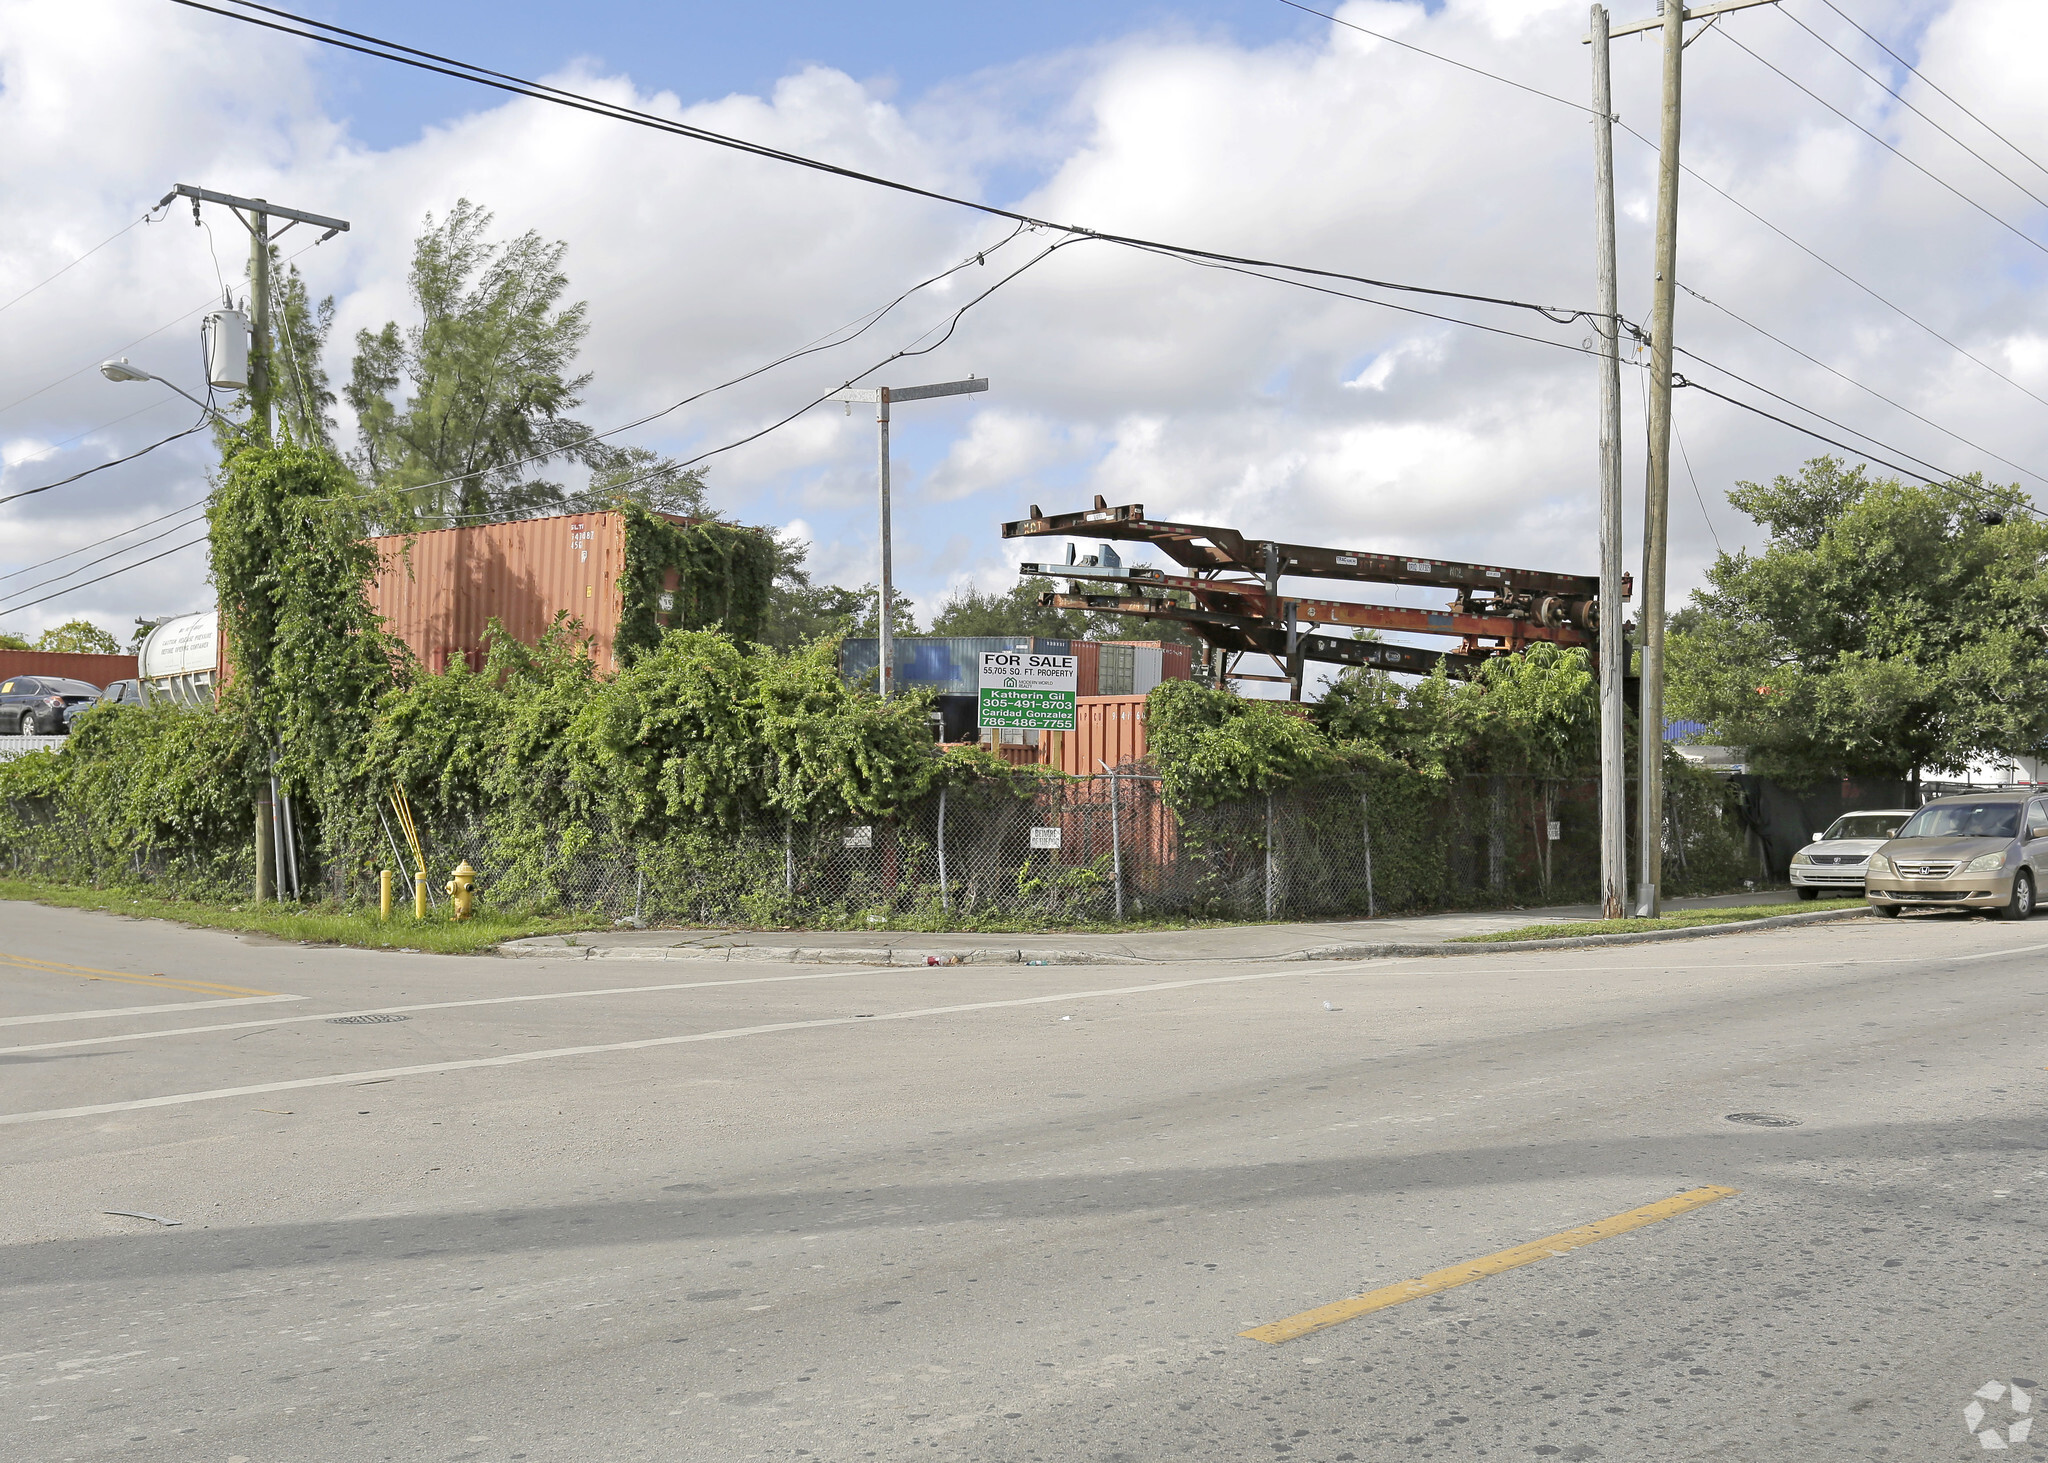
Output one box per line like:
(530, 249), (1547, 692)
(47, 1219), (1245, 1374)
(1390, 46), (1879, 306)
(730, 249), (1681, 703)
(99, 359), (230, 423)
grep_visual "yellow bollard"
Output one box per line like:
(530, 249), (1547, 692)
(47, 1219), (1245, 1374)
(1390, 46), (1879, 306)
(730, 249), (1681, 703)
(414, 870), (428, 920)
(379, 869), (393, 921)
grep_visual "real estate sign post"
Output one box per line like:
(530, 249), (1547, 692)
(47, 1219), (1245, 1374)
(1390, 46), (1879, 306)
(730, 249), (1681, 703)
(978, 651), (1078, 731)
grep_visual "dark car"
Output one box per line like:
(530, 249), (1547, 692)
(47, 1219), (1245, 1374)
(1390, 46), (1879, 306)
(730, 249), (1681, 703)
(0, 676), (102, 734)
(75, 679), (148, 724)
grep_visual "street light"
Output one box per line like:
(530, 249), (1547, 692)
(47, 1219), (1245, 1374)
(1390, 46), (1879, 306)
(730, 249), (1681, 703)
(99, 358), (227, 421)
(828, 376), (990, 698)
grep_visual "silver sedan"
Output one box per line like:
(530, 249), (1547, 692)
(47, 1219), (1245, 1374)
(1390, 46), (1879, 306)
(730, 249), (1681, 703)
(1789, 810), (1913, 898)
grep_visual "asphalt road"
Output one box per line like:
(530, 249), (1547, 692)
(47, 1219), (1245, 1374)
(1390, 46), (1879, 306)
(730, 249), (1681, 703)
(3, 901), (2044, 1462)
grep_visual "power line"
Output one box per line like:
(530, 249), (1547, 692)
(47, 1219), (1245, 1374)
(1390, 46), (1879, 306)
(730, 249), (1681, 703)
(0, 412), (211, 509)
(434, 235), (1086, 525)
(0, 234), (327, 424)
(1814, 0), (2048, 184)
(1715, 25), (2048, 262)
(0, 206), (168, 317)
(168, 0), (1601, 330)
(0, 535), (209, 620)
(0, 508), (210, 606)
(1272, 0), (1598, 116)
(1675, 372), (1951, 485)
(1781, 7), (2048, 215)
(1613, 118), (2048, 416)
(1675, 281), (2048, 488)
(0, 495), (211, 585)
(350, 223), (1032, 507)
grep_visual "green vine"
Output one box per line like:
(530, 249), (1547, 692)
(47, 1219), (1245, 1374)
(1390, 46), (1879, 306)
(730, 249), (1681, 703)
(614, 503), (776, 662)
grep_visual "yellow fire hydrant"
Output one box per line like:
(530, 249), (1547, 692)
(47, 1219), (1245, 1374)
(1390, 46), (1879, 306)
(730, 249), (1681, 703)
(445, 860), (479, 921)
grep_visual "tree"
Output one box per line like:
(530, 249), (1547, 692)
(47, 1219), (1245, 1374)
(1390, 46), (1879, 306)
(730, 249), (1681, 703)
(0, 631), (31, 651)
(1667, 457), (2048, 785)
(757, 535), (916, 650)
(566, 445), (712, 519)
(346, 199), (609, 525)
(33, 620), (120, 655)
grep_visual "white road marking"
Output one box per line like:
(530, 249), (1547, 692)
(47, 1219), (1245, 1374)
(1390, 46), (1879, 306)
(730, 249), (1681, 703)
(0, 966), (1348, 1126)
(0, 967), (888, 1055)
(0, 994), (303, 1027)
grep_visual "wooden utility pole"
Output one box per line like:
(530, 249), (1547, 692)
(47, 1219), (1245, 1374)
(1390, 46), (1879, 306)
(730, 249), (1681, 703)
(1638, 0), (1684, 918)
(1590, 0), (1779, 917)
(1590, 5), (1628, 921)
(162, 184), (349, 904)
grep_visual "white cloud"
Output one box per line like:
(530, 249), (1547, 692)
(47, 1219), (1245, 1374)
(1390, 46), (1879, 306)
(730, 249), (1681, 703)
(3, 0), (2044, 678)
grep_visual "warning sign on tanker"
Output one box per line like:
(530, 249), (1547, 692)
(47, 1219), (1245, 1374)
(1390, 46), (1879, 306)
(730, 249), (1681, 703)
(978, 651), (1077, 731)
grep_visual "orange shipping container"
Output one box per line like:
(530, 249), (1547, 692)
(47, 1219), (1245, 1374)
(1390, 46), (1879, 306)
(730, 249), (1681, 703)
(368, 511), (633, 674)
(0, 649), (139, 690)
(1056, 694), (1151, 775)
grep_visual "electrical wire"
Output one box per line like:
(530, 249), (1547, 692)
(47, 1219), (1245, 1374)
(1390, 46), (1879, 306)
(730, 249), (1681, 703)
(168, 0), (1601, 330)
(0, 396), (184, 478)
(1814, 0), (2048, 184)
(431, 235), (1085, 523)
(1672, 411), (1724, 555)
(1781, 7), (2048, 215)
(0, 495), (211, 585)
(1272, 0), (1599, 116)
(1676, 280), (2048, 488)
(0, 205), (168, 317)
(347, 222), (1031, 506)
(1614, 118), (2048, 416)
(0, 234), (327, 424)
(0, 508), (210, 605)
(1674, 373), (1955, 486)
(1715, 26), (2048, 262)
(0, 412), (211, 509)
(1668, 342), (1962, 482)
(0, 535), (210, 619)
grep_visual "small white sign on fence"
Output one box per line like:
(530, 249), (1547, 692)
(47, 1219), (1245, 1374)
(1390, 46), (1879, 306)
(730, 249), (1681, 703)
(843, 826), (874, 849)
(1029, 825), (1062, 850)
(1547, 820), (1562, 842)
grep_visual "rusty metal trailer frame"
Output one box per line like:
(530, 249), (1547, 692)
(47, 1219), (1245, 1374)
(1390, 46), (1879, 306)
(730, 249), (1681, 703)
(1002, 497), (1622, 690)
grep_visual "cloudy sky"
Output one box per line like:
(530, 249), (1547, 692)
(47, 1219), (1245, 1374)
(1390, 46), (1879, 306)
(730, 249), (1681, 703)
(3, 0), (2045, 680)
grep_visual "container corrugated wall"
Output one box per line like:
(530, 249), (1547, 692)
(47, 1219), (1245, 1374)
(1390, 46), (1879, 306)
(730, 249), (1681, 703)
(368, 511), (629, 673)
(1059, 694), (1151, 774)
(0, 650), (139, 690)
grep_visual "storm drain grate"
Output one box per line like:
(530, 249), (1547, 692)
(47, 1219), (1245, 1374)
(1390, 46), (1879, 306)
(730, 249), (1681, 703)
(327, 1013), (411, 1025)
(1724, 1111), (1801, 1127)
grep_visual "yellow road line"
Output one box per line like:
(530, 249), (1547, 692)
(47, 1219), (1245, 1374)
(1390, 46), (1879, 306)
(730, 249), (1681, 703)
(1239, 1185), (1740, 1345)
(0, 953), (278, 998)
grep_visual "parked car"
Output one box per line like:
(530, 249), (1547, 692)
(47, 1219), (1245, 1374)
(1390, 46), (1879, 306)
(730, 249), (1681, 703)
(0, 675), (102, 735)
(76, 679), (148, 723)
(1864, 789), (2048, 920)
(1788, 809), (1913, 899)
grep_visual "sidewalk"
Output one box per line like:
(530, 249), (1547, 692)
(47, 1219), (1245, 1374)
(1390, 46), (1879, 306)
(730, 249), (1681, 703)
(499, 889), (1825, 965)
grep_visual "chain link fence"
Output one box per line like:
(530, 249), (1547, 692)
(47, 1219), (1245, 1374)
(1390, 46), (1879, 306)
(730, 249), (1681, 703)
(8, 764), (1758, 926)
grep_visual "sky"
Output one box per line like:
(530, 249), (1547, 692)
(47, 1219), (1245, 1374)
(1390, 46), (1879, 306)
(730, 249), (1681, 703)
(3, 0), (2047, 688)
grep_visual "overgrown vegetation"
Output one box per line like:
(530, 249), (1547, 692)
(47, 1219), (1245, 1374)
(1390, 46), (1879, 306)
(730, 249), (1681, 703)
(1668, 457), (2048, 785)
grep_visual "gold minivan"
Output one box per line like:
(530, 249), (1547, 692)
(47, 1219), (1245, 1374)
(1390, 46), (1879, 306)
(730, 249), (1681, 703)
(1864, 789), (2048, 920)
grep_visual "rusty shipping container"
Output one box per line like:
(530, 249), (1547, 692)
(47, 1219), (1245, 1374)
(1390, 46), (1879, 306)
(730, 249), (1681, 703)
(368, 511), (637, 674)
(1055, 694), (1152, 775)
(0, 649), (139, 690)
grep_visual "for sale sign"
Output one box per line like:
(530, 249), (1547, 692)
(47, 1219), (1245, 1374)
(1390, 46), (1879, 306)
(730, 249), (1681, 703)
(978, 651), (1077, 731)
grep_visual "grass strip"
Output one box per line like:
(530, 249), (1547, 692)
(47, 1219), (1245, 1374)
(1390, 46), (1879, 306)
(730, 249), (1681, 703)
(1451, 898), (1869, 944)
(0, 878), (589, 955)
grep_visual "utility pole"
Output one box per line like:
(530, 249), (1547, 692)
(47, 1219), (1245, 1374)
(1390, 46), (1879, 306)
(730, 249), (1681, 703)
(829, 376), (990, 697)
(1588, 0), (1777, 917)
(163, 183), (349, 903)
(1590, 5), (1628, 921)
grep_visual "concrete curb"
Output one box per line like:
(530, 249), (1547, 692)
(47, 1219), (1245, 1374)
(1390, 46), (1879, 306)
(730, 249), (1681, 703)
(1286, 904), (1877, 960)
(496, 940), (1147, 966)
(499, 905), (1871, 964)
